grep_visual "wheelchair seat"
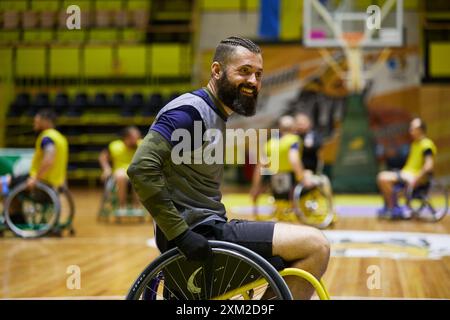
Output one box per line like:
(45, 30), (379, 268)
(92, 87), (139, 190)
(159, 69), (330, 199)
(392, 177), (448, 222)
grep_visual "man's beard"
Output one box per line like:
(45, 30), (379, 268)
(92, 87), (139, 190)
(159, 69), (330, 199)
(216, 72), (258, 117)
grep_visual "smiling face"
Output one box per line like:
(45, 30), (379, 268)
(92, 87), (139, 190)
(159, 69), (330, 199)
(214, 46), (263, 117)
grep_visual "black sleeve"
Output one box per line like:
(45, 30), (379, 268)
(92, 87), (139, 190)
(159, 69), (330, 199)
(423, 148), (433, 157)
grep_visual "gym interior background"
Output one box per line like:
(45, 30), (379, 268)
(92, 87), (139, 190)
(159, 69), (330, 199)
(0, 0), (449, 299)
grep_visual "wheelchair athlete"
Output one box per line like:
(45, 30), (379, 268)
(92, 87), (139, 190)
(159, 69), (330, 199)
(251, 116), (334, 227)
(1, 109), (68, 225)
(251, 116), (313, 221)
(127, 37), (330, 300)
(98, 126), (142, 216)
(377, 118), (437, 219)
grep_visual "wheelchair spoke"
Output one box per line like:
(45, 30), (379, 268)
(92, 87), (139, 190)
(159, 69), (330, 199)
(218, 255), (229, 298)
(223, 259), (242, 297)
(175, 260), (197, 299)
(162, 266), (189, 300)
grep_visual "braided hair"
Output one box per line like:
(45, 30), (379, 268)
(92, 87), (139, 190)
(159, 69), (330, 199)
(213, 36), (261, 66)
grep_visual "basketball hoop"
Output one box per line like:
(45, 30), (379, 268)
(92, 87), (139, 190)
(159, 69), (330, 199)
(342, 32), (365, 48)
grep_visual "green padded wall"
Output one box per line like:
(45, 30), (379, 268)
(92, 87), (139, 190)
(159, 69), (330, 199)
(332, 94), (378, 193)
(0, 48), (13, 78)
(23, 30), (54, 43)
(0, 1), (28, 11)
(50, 46), (80, 77)
(83, 46), (113, 77)
(150, 44), (190, 77)
(430, 42), (450, 78)
(31, 0), (60, 11)
(16, 47), (46, 77)
(117, 45), (146, 77)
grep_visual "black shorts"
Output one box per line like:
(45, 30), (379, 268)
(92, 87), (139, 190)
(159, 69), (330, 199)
(155, 219), (284, 269)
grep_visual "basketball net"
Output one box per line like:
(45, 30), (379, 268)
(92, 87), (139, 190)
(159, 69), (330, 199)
(309, 0), (398, 94)
(341, 32), (365, 93)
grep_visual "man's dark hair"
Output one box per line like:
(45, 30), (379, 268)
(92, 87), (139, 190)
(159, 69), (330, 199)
(121, 126), (139, 139)
(36, 108), (57, 123)
(213, 36), (261, 66)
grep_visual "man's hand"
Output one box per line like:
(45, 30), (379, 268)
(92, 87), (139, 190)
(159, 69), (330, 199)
(408, 177), (419, 189)
(26, 177), (37, 189)
(174, 229), (212, 261)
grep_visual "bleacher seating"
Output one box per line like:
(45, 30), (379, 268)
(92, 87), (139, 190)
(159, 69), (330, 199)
(1, 0), (196, 185)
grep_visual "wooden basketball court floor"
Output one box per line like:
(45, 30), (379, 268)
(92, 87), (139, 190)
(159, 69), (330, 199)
(0, 188), (449, 300)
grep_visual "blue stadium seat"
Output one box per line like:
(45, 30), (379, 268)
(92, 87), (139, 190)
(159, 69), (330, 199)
(142, 93), (163, 116)
(53, 92), (70, 116)
(92, 92), (109, 110)
(111, 92), (126, 113)
(8, 92), (30, 117)
(122, 92), (143, 117)
(67, 93), (87, 117)
(28, 93), (50, 116)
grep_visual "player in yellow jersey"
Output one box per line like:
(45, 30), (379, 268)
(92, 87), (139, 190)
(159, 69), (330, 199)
(377, 118), (437, 219)
(251, 116), (315, 207)
(0, 109), (68, 224)
(99, 126), (142, 213)
(1, 109), (68, 192)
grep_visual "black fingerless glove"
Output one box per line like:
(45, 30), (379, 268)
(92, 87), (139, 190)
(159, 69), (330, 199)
(173, 229), (212, 261)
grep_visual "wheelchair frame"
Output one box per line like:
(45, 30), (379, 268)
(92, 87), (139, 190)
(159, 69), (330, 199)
(254, 175), (335, 229)
(1, 181), (75, 238)
(126, 240), (330, 300)
(392, 179), (449, 222)
(97, 176), (146, 222)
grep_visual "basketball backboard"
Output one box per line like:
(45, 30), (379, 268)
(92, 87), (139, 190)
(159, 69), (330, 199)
(304, 0), (403, 48)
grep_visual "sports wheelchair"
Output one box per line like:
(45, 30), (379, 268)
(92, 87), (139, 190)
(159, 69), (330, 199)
(254, 173), (335, 229)
(389, 176), (448, 222)
(1, 181), (75, 238)
(126, 240), (330, 300)
(97, 176), (147, 222)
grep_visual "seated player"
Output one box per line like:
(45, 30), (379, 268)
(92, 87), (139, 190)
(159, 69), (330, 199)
(250, 116), (316, 212)
(295, 112), (323, 173)
(0, 109), (68, 222)
(377, 118), (437, 219)
(127, 37), (330, 300)
(99, 126), (142, 215)
(295, 112), (335, 219)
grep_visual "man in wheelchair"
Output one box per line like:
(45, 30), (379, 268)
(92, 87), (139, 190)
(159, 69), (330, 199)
(377, 118), (437, 219)
(98, 126), (142, 215)
(1, 109), (68, 225)
(127, 37), (330, 299)
(250, 116), (318, 216)
(250, 115), (334, 228)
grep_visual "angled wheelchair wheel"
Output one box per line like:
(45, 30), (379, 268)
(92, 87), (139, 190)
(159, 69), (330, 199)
(293, 184), (334, 229)
(407, 181), (449, 222)
(4, 181), (60, 238)
(55, 186), (76, 235)
(97, 176), (117, 221)
(126, 241), (293, 300)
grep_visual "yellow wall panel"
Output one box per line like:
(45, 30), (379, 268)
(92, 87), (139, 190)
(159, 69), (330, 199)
(83, 46), (113, 77)
(430, 43), (450, 77)
(16, 47), (46, 77)
(50, 46), (80, 77)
